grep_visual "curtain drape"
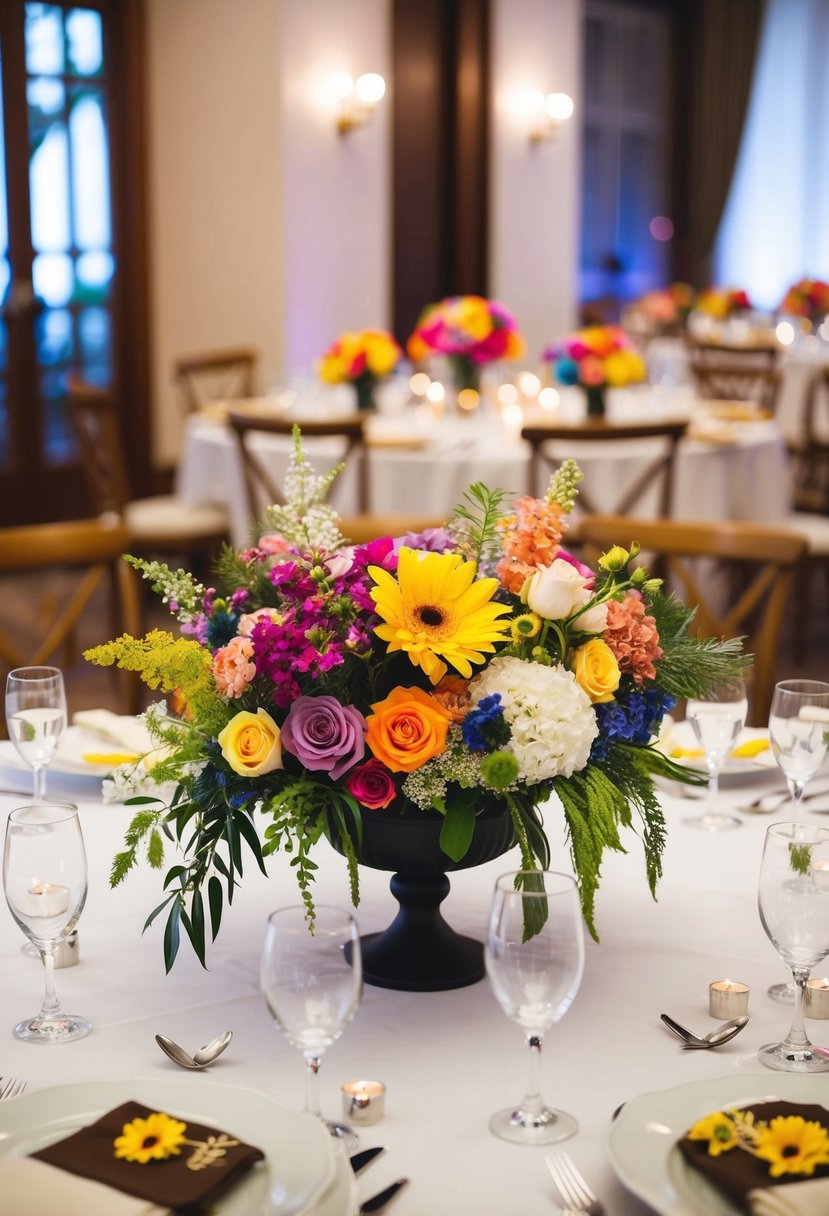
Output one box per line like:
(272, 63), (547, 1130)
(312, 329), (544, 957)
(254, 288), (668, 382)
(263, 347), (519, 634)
(686, 0), (765, 288)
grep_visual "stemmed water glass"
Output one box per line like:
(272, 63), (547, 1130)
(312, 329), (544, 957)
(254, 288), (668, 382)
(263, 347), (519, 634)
(3, 802), (91, 1041)
(757, 821), (829, 1072)
(682, 677), (748, 831)
(261, 905), (362, 1145)
(767, 680), (829, 1003)
(484, 870), (584, 1144)
(5, 666), (67, 799)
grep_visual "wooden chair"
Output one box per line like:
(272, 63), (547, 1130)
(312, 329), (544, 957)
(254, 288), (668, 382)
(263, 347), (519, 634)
(227, 410), (369, 525)
(521, 419), (688, 526)
(338, 513), (448, 544)
(578, 514), (809, 725)
(174, 346), (258, 414)
(0, 518), (141, 715)
(783, 367), (829, 660)
(688, 342), (781, 409)
(67, 374), (229, 573)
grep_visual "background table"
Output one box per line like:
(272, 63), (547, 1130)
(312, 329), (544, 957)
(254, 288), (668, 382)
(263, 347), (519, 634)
(178, 393), (791, 548)
(2, 750), (828, 1215)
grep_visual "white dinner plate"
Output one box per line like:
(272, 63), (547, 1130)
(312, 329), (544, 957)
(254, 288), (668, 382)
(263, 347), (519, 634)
(0, 1077), (335, 1216)
(305, 1141), (358, 1216)
(608, 1072), (828, 1215)
(0, 725), (144, 778)
(657, 721), (776, 779)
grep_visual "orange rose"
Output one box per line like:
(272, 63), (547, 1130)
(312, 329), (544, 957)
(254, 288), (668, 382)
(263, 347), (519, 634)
(366, 686), (451, 772)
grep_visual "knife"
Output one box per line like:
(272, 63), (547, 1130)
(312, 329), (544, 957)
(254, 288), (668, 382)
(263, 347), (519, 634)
(350, 1146), (387, 1176)
(359, 1179), (409, 1214)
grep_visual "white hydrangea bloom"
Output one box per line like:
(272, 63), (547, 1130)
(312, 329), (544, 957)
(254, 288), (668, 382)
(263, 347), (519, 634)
(468, 655), (597, 782)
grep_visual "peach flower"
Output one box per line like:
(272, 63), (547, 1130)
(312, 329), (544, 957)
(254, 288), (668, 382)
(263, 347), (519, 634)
(213, 635), (256, 698)
(603, 595), (663, 684)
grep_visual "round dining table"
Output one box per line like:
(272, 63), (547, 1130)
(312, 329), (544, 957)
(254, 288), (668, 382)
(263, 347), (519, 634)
(2, 744), (828, 1215)
(177, 389), (792, 549)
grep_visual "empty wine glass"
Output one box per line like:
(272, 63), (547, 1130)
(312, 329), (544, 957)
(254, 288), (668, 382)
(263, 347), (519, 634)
(485, 870), (584, 1144)
(261, 905), (362, 1145)
(767, 680), (829, 1003)
(5, 667), (67, 799)
(3, 802), (91, 1041)
(682, 677), (747, 831)
(758, 821), (829, 1072)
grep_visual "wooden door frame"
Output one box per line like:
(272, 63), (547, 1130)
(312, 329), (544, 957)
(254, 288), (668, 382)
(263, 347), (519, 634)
(0, 0), (151, 523)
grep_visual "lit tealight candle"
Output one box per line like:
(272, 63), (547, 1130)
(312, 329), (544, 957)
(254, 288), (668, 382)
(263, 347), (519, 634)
(805, 978), (829, 1020)
(341, 1079), (386, 1125)
(26, 880), (70, 917)
(709, 979), (750, 1019)
(813, 860), (829, 889)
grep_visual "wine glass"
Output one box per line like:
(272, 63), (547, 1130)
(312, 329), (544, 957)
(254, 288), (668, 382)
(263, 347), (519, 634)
(5, 667), (67, 799)
(757, 821), (829, 1073)
(682, 677), (748, 831)
(3, 802), (91, 1041)
(261, 905), (362, 1145)
(484, 870), (584, 1144)
(767, 680), (829, 1003)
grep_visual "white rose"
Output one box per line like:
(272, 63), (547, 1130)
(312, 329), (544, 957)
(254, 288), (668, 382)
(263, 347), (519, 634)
(525, 558), (590, 621)
(574, 599), (609, 634)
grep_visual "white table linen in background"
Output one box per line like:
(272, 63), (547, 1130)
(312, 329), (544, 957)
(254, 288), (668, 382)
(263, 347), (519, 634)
(178, 395), (790, 548)
(2, 749), (828, 1216)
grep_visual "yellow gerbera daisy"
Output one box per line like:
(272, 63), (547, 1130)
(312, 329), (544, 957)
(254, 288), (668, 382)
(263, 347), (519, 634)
(114, 1111), (188, 1164)
(754, 1115), (829, 1177)
(369, 547), (512, 684)
(687, 1111), (740, 1157)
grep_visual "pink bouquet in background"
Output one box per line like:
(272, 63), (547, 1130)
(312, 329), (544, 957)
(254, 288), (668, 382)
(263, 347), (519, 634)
(695, 287), (752, 319)
(780, 278), (829, 325)
(407, 295), (525, 390)
(542, 325), (647, 390)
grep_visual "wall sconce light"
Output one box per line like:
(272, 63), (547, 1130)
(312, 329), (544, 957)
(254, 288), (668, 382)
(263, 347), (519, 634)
(530, 92), (574, 143)
(329, 71), (386, 135)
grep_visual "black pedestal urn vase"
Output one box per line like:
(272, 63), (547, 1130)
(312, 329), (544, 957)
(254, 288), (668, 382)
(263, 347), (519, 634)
(328, 801), (516, 992)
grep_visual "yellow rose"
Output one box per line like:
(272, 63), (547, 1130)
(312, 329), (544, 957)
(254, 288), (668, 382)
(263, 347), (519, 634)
(218, 708), (283, 776)
(571, 638), (620, 704)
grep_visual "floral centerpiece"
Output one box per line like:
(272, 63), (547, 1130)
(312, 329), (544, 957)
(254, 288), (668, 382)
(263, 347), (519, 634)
(627, 283), (696, 335)
(542, 325), (647, 417)
(406, 295), (525, 392)
(780, 278), (829, 328)
(86, 429), (745, 975)
(317, 328), (403, 410)
(695, 287), (752, 318)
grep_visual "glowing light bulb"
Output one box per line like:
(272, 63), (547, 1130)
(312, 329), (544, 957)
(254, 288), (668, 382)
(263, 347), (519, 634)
(545, 92), (573, 122)
(355, 73), (385, 104)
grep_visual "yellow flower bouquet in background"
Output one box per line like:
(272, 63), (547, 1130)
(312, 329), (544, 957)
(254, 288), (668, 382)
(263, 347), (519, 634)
(317, 327), (403, 410)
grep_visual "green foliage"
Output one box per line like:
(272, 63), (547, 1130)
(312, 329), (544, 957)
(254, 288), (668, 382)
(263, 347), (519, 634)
(450, 481), (510, 568)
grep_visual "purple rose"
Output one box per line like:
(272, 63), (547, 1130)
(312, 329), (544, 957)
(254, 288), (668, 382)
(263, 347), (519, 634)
(281, 695), (366, 780)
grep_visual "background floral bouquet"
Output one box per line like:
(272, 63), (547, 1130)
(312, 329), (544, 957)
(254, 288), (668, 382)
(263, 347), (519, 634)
(779, 278), (829, 327)
(542, 325), (646, 416)
(317, 328), (402, 410)
(87, 429), (745, 971)
(626, 282), (696, 335)
(406, 294), (525, 391)
(695, 286), (752, 318)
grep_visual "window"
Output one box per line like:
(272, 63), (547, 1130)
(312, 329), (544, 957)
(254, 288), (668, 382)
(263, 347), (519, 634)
(580, 1), (673, 309)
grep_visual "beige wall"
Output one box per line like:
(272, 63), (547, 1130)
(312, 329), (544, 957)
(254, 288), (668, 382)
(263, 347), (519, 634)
(490, 0), (582, 364)
(144, 0), (580, 465)
(145, 0), (282, 466)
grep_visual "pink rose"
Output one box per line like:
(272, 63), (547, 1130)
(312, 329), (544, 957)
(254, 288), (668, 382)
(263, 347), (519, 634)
(258, 533), (292, 555)
(345, 759), (397, 809)
(237, 607), (282, 637)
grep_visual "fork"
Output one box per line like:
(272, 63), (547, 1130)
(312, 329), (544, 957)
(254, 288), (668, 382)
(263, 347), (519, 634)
(545, 1151), (605, 1216)
(0, 1077), (26, 1100)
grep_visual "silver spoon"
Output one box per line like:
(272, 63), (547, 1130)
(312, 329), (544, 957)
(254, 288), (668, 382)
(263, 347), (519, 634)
(155, 1030), (232, 1070)
(660, 1013), (749, 1049)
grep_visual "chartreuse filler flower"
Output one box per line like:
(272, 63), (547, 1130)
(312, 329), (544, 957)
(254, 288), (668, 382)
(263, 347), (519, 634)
(86, 427), (747, 972)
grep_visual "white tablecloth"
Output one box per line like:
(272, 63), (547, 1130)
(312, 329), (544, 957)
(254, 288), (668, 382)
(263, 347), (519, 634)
(178, 394), (791, 548)
(3, 749), (829, 1215)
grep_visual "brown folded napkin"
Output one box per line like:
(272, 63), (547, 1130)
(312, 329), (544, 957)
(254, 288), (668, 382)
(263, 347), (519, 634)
(32, 1100), (264, 1213)
(678, 1100), (829, 1216)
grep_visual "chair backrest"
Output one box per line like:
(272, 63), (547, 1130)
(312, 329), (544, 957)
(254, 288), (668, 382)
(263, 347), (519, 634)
(0, 518), (139, 670)
(789, 368), (829, 515)
(521, 419), (688, 517)
(66, 374), (131, 515)
(174, 347), (258, 415)
(578, 513), (809, 725)
(227, 410), (369, 524)
(689, 343), (781, 409)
